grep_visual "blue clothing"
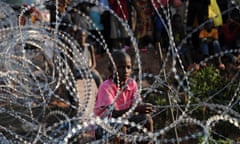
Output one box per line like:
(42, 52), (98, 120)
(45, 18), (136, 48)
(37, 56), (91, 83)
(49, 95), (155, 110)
(89, 7), (104, 30)
(99, 0), (110, 8)
(155, 16), (165, 32)
(201, 40), (221, 56)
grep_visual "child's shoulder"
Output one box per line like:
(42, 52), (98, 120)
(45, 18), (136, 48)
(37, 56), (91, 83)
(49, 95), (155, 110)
(99, 79), (117, 88)
(101, 79), (113, 85)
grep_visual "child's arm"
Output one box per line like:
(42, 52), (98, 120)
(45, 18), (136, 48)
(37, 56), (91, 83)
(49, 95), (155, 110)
(111, 103), (155, 118)
(112, 108), (130, 117)
(88, 45), (96, 70)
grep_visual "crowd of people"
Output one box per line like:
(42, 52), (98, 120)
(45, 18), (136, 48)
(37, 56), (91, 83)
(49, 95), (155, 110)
(18, 0), (240, 142)
(42, 0), (240, 71)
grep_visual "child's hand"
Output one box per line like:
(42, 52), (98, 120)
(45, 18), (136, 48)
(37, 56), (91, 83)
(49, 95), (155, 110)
(135, 103), (155, 114)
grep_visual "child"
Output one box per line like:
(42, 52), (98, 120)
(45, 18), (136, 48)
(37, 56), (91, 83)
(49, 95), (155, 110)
(74, 30), (103, 87)
(199, 20), (225, 70)
(94, 50), (154, 141)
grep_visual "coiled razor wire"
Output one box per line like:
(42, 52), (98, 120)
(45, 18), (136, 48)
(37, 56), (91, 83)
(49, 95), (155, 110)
(0, 0), (240, 143)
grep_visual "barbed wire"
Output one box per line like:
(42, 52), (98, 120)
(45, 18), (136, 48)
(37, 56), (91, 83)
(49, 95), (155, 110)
(0, 0), (240, 143)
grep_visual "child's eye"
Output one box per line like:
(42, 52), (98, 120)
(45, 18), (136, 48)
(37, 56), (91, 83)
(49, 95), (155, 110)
(117, 65), (131, 70)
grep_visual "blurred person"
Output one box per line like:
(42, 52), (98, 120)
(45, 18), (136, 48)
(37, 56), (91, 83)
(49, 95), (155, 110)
(19, 4), (42, 26)
(74, 30), (103, 88)
(71, 2), (92, 31)
(220, 10), (240, 64)
(199, 20), (225, 70)
(99, 0), (111, 52)
(88, 4), (106, 55)
(186, 0), (210, 57)
(133, 0), (154, 51)
(108, 0), (131, 51)
(172, 13), (193, 68)
(186, 0), (210, 30)
(44, 0), (72, 31)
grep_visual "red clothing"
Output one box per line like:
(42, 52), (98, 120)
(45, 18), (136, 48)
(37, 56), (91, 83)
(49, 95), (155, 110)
(153, 0), (169, 9)
(133, 0), (154, 39)
(220, 23), (240, 43)
(109, 0), (129, 21)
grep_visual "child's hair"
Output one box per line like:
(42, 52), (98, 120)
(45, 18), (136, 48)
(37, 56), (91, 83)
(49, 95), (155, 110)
(108, 50), (131, 72)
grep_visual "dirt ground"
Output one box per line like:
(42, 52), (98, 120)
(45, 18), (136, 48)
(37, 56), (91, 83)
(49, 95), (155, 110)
(95, 47), (161, 81)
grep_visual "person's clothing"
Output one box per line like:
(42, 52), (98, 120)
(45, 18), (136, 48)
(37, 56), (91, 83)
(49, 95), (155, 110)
(58, 13), (72, 31)
(89, 6), (104, 30)
(220, 22), (240, 44)
(109, 0), (130, 21)
(74, 43), (92, 77)
(88, 6), (105, 54)
(220, 20), (240, 61)
(71, 12), (91, 30)
(154, 11), (167, 43)
(172, 24), (185, 45)
(70, 2), (92, 30)
(199, 27), (221, 56)
(200, 40), (221, 55)
(208, 0), (223, 27)
(99, 0), (110, 8)
(187, 0), (210, 28)
(82, 43), (92, 67)
(199, 28), (219, 40)
(133, 0), (154, 39)
(94, 78), (138, 117)
(155, 14), (165, 34)
(109, 15), (129, 39)
(152, 0), (169, 8)
(108, 0), (131, 45)
(101, 10), (111, 50)
(74, 43), (103, 88)
(108, 0), (130, 39)
(172, 16), (193, 67)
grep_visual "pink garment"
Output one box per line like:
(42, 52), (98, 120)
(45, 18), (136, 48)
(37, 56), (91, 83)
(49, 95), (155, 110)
(94, 78), (139, 117)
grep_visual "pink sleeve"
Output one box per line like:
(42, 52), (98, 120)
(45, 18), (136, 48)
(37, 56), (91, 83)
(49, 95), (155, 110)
(95, 85), (113, 108)
(94, 82), (114, 116)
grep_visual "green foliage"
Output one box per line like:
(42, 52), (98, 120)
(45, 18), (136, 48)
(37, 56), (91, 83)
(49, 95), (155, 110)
(215, 139), (235, 144)
(198, 136), (234, 144)
(189, 64), (240, 106)
(189, 64), (223, 100)
(189, 65), (225, 120)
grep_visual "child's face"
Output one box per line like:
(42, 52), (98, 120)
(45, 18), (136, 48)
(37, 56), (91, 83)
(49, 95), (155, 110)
(205, 22), (212, 32)
(115, 56), (132, 83)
